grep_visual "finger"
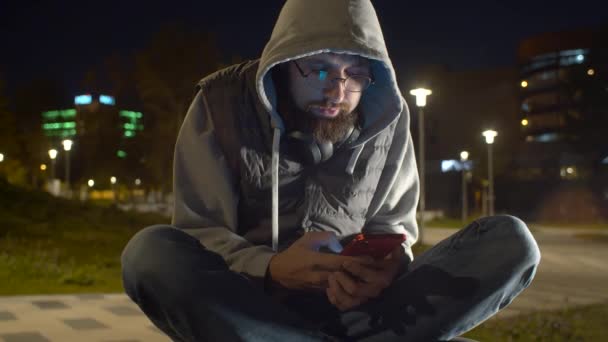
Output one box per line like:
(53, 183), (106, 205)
(333, 271), (362, 297)
(329, 273), (362, 311)
(342, 261), (383, 283)
(335, 271), (381, 298)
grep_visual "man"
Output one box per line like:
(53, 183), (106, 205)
(121, 0), (541, 341)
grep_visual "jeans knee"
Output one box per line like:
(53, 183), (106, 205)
(479, 215), (541, 269)
(121, 225), (184, 295)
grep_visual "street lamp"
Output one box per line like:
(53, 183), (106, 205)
(409, 88), (432, 244)
(48, 149), (58, 180)
(62, 139), (73, 194)
(482, 130), (497, 216)
(0, 153), (4, 162)
(111, 176), (117, 203)
(460, 151), (469, 223)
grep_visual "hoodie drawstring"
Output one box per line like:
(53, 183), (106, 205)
(271, 127), (281, 252)
(346, 144), (365, 175)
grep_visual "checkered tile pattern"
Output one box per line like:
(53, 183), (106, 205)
(0, 294), (169, 342)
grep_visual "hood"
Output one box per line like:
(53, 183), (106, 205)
(255, 0), (407, 252)
(256, 0), (405, 144)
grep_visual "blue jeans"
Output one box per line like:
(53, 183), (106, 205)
(121, 215), (540, 341)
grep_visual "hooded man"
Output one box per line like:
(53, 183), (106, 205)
(121, 1), (540, 341)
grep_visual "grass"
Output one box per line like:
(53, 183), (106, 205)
(0, 178), (169, 295)
(529, 222), (608, 230)
(463, 302), (608, 341)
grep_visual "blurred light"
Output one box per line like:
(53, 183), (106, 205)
(576, 54), (584, 62)
(135, 178), (141, 186)
(124, 131), (135, 138)
(117, 150), (127, 158)
(409, 88), (432, 107)
(99, 95), (115, 106)
(110, 176), (117, 184)
(42, 109), (76, 119)
(0, 153), (3, 162)
(566, 167), (574, 174)
(48, 149), (58, 159)
(520, 80), (528, 88)
(441, 159), (472, 172)
(88, 179), (95, 187)
(43, 121), (76, 130)
(482, 130), (498, 144)
(536, 133), (559, 142)
(75, 94), (92, 105)
(62, 139), (73, 151)
(40, 164), (47, 171)
(119, 110), (143, 119)
(521, 119), (529, 126)
(460, 151), (469, 161)
(587, 68), (595, 76)
(602, 156), (608, 165)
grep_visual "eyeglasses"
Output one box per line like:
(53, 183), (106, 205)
(293, 60), (374, 93)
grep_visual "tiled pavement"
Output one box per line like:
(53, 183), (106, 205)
(0, 294), (169, 342)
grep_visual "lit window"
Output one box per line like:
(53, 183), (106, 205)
(75, 95), (92, 105)
(99, 95), (115, 105)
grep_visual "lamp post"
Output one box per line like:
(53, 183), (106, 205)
(409, 88), (432, 244)
(460, 151), (469, 223)
(482, 130), (497, 216)
(111, 176), (117, 203)
(48, 149), (58, 181)
(62, 139), (73, 195)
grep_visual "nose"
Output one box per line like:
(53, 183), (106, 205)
(323, 79), (347, 104)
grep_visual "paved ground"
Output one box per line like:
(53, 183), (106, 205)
(424, 225), (608, 320)
(1, 225), (606, 341)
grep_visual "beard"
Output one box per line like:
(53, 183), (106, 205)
(281, 99), (359, 144)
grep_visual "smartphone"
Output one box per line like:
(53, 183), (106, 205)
(340, 233), (406, 259)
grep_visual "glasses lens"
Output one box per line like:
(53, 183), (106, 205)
(306, 72), (371, 92)
(345, 76), (371, 92)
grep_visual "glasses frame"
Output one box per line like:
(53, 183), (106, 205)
(292, 60), (374, 93)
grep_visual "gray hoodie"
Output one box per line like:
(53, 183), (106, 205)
(172, 0), (420, 279)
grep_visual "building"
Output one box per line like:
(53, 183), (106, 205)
(41, 93), (145, 188)
(511, 27), (608, 221)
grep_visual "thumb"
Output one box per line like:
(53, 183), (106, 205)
(303, 231), (343, 253)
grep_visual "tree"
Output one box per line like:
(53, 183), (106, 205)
(13, 78), (66, 188)
(0, 75), (28, 185)
(134, 24), (222, 194)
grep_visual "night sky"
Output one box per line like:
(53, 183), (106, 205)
(1, 0), (606, 97)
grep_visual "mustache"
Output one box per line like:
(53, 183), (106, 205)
(305, 101), (350, 113)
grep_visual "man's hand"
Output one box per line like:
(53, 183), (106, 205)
(326, 246), (406, 311)
(267, 231), (374, 291)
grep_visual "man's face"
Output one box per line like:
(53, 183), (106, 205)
(287, 53), (371, 119)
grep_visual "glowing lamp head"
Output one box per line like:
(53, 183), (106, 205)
(48, 149), (58, 159)
(409, 88), (432, 107)
(110, 176), (117, 184)
(62, 139), (73, 151)
(482, 130), (498, 144)
(88, 179), (95, 187)
(0, 153), (3, 162)
(460, 151), (469, 161)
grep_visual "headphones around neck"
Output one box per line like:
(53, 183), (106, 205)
(283, 125), (361, 165)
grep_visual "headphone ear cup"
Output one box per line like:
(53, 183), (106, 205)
(286, 131), (325, 165)
(317, 141), (334, 163)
